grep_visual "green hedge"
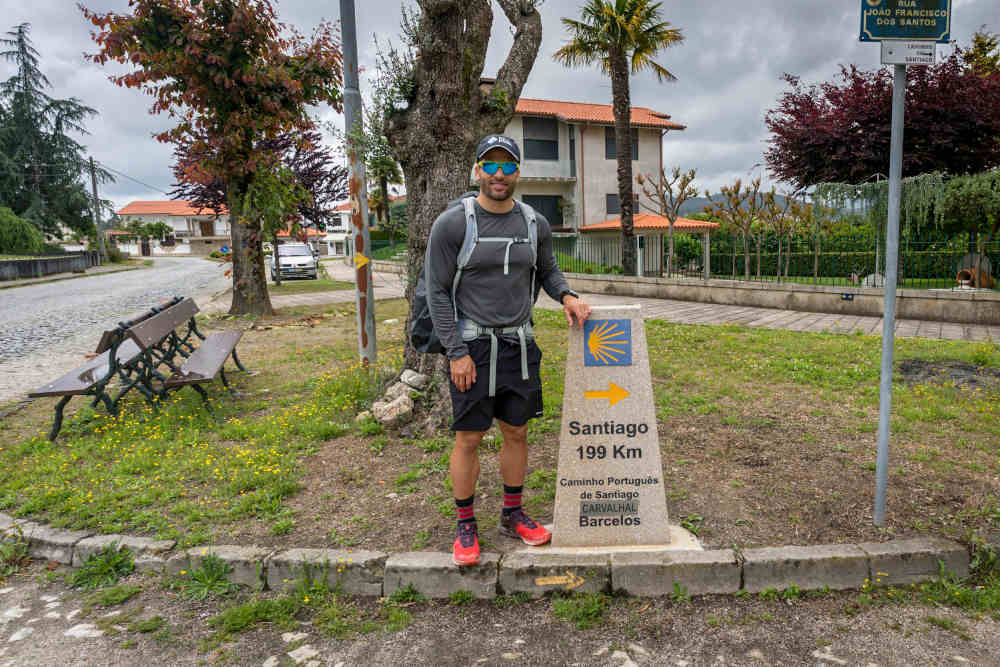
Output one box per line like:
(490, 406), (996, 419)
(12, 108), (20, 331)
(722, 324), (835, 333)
(710, 250), (996, 280)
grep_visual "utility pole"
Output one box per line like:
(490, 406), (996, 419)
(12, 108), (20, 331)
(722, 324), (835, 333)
(341, 0), (376, 369)
(89, 157), (108, 263)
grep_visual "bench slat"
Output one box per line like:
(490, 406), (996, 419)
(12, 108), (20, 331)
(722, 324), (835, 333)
(29, 339), (142, 398)
(127, 298), (199, 350)
(164, 331), (243, 387)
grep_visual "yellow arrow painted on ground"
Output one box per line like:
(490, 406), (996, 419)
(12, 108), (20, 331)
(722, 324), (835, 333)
(535, 570), (586, 591)
(584, 381), (629, 407)
(354, 253), (370, 269)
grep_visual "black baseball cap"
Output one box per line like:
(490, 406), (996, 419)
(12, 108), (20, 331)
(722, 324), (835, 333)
(476, 134), (521, 163)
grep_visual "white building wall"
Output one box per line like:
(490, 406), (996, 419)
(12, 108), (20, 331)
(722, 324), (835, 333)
(578, 126), (662, 227)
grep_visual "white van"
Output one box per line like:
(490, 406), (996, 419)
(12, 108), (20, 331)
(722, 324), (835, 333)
(271, 242), (318, 280)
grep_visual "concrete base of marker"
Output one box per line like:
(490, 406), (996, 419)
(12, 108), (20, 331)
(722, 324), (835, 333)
(166, 545), (271, 589)
(529, 523), (702, 556)
(742, 544), (869, 592)
(611, 549), (740, 596)
(858, 537), (969, 585)
(266, 549), (386, 597)
(73, 535), (176, 572)
(384, 552), (499, 599)
(499, 551), (611, 598)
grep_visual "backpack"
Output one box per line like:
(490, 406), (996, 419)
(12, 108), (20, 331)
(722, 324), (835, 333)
(409, 195), (538, 354)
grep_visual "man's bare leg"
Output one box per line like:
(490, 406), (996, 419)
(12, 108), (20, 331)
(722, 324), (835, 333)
(451, 430), (486, 499)
(497, 419), (528, 487)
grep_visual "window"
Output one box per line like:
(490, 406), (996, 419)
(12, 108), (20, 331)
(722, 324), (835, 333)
(522, 116), (559, 160)
(605, 126), (639, 160)
(522, 195), (563, 228)
(606, 193), (638, 216)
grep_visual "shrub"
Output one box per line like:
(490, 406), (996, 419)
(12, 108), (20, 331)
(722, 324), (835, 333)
(0, 207), (44, 255)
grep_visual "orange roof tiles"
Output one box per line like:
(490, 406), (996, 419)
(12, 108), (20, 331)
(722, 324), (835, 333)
(515, 98), (685, 131)
(276, 227), (325, 238)
(117, 200), (227, 216)
(581, 213), (718, 232)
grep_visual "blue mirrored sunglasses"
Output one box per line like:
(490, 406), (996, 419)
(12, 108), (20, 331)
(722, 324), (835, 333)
(478, 160), (519, 176)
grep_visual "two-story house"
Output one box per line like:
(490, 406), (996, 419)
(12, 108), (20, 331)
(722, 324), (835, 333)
(498, 93), (686, 232)
(115, 201), (230, 256)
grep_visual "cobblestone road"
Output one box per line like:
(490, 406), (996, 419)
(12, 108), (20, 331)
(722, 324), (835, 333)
(0, 258), (229, 402)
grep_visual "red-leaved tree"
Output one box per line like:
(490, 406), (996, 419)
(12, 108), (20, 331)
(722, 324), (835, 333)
(765, 51), (1000, 189)
(81, 0), (343, 315)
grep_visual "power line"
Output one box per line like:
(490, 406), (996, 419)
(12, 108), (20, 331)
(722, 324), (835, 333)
(95, 160), (171, 195)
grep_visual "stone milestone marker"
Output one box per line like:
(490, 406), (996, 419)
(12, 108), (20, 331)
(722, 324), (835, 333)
(551, 305), (670, 547)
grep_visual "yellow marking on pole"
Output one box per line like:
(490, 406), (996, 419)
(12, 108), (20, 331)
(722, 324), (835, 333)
(584, 381), (629, 407)
(534, 571), (585, 591)
(354, 253), (370, 269)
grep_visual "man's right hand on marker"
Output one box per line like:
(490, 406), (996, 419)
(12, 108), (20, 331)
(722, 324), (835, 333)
(450, 355), (477, 392)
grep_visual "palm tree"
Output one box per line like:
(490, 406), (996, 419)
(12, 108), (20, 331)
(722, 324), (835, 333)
(554, 0), (683, 276)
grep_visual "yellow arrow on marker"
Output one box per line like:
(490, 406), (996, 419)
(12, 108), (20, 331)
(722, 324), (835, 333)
(585, 381), (629, 407)
(534, 570), (585, 591)
(354, 253), (370, 269)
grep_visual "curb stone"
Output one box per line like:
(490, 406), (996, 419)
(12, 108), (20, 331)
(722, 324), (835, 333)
(742, 544), (870, 593)
(499, 552), (610, 598)
(73, 535), (176, 572)
(611, 549), (740, 597)
(0, 513), (975, 598)
(165, 545), (272, 589)
(384, 552), (500, 599)
(26, 526), (94, 565)
(266, 549), (386, 597)
(858, 537), (970, 585)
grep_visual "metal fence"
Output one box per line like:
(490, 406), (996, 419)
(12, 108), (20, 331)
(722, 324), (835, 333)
(551, 232), (999, 291)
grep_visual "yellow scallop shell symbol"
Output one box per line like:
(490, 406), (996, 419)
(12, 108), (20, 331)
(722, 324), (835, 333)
(587, 321), (628, 364)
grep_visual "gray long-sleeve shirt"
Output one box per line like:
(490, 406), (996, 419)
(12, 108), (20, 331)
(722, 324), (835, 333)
(425, 196), (573, 360)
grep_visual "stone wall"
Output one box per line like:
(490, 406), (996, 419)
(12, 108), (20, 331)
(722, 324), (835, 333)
(0, 252), (98, 281)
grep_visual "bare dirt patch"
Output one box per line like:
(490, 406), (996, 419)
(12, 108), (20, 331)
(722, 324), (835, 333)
(898, 359), (1000, 391)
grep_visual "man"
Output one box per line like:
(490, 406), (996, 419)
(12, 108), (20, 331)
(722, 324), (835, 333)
(425, 134), (591, 566)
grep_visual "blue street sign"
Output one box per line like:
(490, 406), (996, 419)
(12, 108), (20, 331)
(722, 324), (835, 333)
(860, 0), (951, 43)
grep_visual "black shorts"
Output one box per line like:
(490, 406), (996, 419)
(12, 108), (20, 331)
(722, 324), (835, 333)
(449, 336), (544, 432)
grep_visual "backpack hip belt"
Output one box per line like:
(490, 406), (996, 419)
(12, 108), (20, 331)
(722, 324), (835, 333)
(459, 319), (534, 397)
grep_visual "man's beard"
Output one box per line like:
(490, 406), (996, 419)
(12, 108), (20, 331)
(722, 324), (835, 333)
(481, 180), (513, 202)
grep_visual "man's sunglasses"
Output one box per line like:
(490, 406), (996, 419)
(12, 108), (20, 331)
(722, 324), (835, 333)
(477, 160), (520, 176)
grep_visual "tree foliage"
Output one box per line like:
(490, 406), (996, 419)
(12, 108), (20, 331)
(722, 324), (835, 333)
(81, 0), (343, 315)
(554, 0), (683, 275)
(704, 177), (765, 281)
(765, 49), (1000, 189)
(0, 23), (106, 239)
(0, 205), (44, 254)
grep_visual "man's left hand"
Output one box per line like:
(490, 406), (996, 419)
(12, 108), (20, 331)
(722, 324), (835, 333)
(562, 294), (590, 328)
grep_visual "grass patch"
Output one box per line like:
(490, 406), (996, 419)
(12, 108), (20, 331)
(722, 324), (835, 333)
(68, 544), (134, 590)
(550, 591), (609, 630)
(129, 615), (166, 634)
(85, 584), (141, 609)
(209, 595), (301, 638)
(268, 278), (354, 295)
(0, 302), (407, 546)
(167, 554), (239, 600)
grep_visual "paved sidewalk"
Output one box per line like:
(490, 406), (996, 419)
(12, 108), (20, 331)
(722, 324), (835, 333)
(206, 260), (995, 342)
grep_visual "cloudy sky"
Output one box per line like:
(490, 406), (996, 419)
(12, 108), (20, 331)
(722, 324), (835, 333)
(5, 0), (995, 210)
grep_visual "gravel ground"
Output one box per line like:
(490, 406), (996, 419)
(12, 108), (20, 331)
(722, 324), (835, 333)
(1, 562), (997, 666)
(0, 257), (229, 403)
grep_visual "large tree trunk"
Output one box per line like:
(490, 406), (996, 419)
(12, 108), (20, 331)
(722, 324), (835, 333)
(609, 51), (636, 276)
(228, 182), (274, 316)
(385, 0), (542, 371)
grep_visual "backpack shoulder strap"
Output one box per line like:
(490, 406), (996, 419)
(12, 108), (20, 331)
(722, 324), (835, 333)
(450, 197), (479, 321)
(516, 200), (538, 269)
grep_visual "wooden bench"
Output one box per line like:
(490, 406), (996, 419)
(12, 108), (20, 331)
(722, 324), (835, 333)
(29, 296), (250, 440)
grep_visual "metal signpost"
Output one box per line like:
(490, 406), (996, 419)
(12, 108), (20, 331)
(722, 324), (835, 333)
(341, 0), (376, 368)
(861, 0), (950, 527)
